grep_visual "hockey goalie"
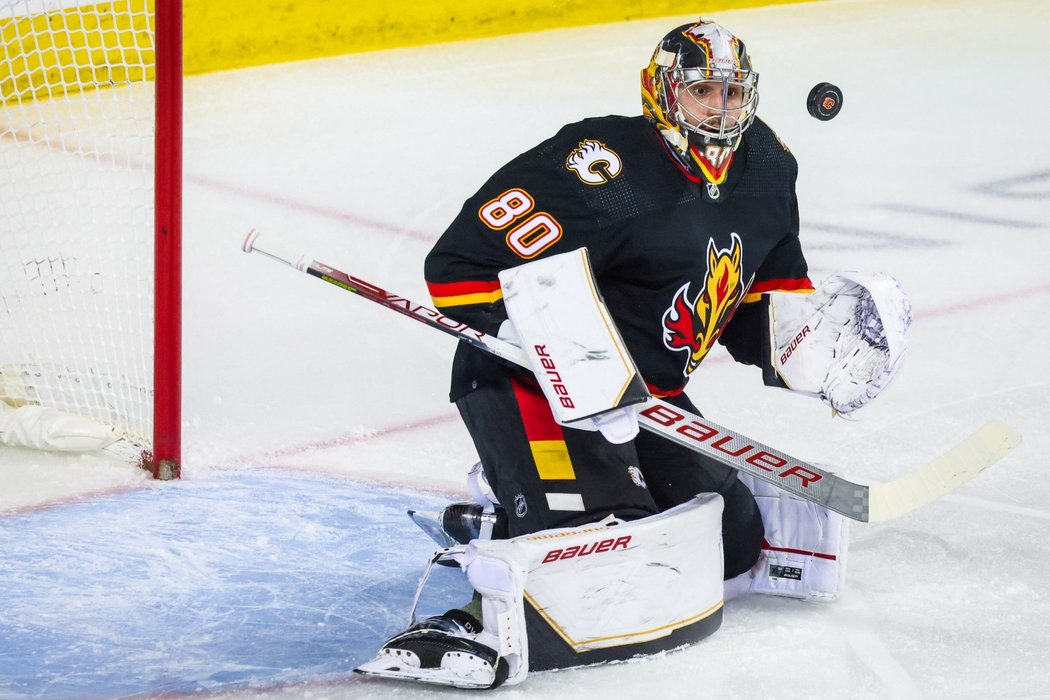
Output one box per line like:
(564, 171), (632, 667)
(354, 17), (912, 690)
(358, 252), (908, 687)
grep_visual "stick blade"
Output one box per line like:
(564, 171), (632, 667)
(867, 420), (1021, 522)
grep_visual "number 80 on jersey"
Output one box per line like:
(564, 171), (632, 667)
(478, 188), (563, 260)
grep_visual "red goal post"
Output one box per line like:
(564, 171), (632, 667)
(0, 0), (182, 478)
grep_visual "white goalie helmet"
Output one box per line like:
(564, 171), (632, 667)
(642, 20), (760, 177)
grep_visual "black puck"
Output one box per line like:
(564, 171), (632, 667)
(807, 82), (843, 121)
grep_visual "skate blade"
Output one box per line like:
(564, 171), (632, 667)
(407, 509), (457, 548)
(355, 647), (497, 689)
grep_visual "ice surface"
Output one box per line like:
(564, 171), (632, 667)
(2, 0), (1049, 697)
(0, 472), (470, 698)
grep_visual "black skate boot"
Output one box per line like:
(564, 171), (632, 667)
(440, 502), (509, 543)
(355, 608), (509, 689)
(408, 502), (508, 548)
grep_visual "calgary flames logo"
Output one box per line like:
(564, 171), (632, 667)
(565, 140), (622, 185)
(662, 233), (749, 375)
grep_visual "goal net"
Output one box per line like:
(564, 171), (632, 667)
(0, 0), (181, 475)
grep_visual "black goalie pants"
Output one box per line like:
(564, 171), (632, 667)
(455, 367), (764, 579)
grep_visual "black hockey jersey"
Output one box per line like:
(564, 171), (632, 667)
(425, 115), (812, 401)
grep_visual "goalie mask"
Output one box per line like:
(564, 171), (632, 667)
(642, 20), (759, 184)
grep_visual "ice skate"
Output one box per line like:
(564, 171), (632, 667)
(408, 502), (508, 548)
(355, 608), (509, 689)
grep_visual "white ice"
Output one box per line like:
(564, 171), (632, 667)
(2, 0), (1049, 697)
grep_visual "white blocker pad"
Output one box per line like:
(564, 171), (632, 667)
(769, 271), (912, 414)
(498, 248), (650, 426)
(731, 473), (849, 602)
(452, 492), (725, 680)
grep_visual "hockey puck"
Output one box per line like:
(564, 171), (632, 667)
(807, 82), (843, 121)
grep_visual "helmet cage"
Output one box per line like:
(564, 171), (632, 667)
(667, 65), (759, 144)
(641, 20), (761, 164)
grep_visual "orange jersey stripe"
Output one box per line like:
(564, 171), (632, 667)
(427, 278), (503, 308)
(743, 277), (814, 303)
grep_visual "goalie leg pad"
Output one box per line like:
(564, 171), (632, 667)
(734, 474), (849, 602)
(363, 494), (726, 688)
(469, 492), (726, 673)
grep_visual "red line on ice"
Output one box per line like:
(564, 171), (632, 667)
(920, 282), (1050, 318)
(0, 123), (434, 243)
(229, 412), (460, 465)
(186, 173), (436, 243)
(0, 484), (147, 518)
(244, 280), (1050, 462)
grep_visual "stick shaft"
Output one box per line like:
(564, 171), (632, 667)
(243, 231), (1020, 522)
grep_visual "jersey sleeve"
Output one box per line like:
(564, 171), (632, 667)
(718, 195), (812, 386)
(424, 155), (600, 336)
(743, 196), (813, 301)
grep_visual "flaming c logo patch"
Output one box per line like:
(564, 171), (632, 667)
(662, 233), (749, 375)
(565, 140), (622, 185)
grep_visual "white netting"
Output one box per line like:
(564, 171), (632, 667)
(0, 0), (155, 448)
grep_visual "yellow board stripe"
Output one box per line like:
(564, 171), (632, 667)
(1, 0), (153, 105)
(431, 289), (504, 308)
(3, 1), (826, 86)
(182, 0), (824, 75)
(529, 440), (576, 480)
(524, 590), (723, 650)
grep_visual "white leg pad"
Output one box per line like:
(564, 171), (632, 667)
(456, 549), (530, 685)
(455, 492), (725, 680)
(736, 474), (849, 602)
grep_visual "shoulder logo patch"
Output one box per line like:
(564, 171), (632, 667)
(565, 140), (622, 185)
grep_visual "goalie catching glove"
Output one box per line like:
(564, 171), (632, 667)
(769, 271), (912, 414)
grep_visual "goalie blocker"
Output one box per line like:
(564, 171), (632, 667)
(498, 248), (650, 443)
(376, 462), (851, 690)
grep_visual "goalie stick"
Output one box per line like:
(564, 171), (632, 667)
(242, 230), (1020, 523)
